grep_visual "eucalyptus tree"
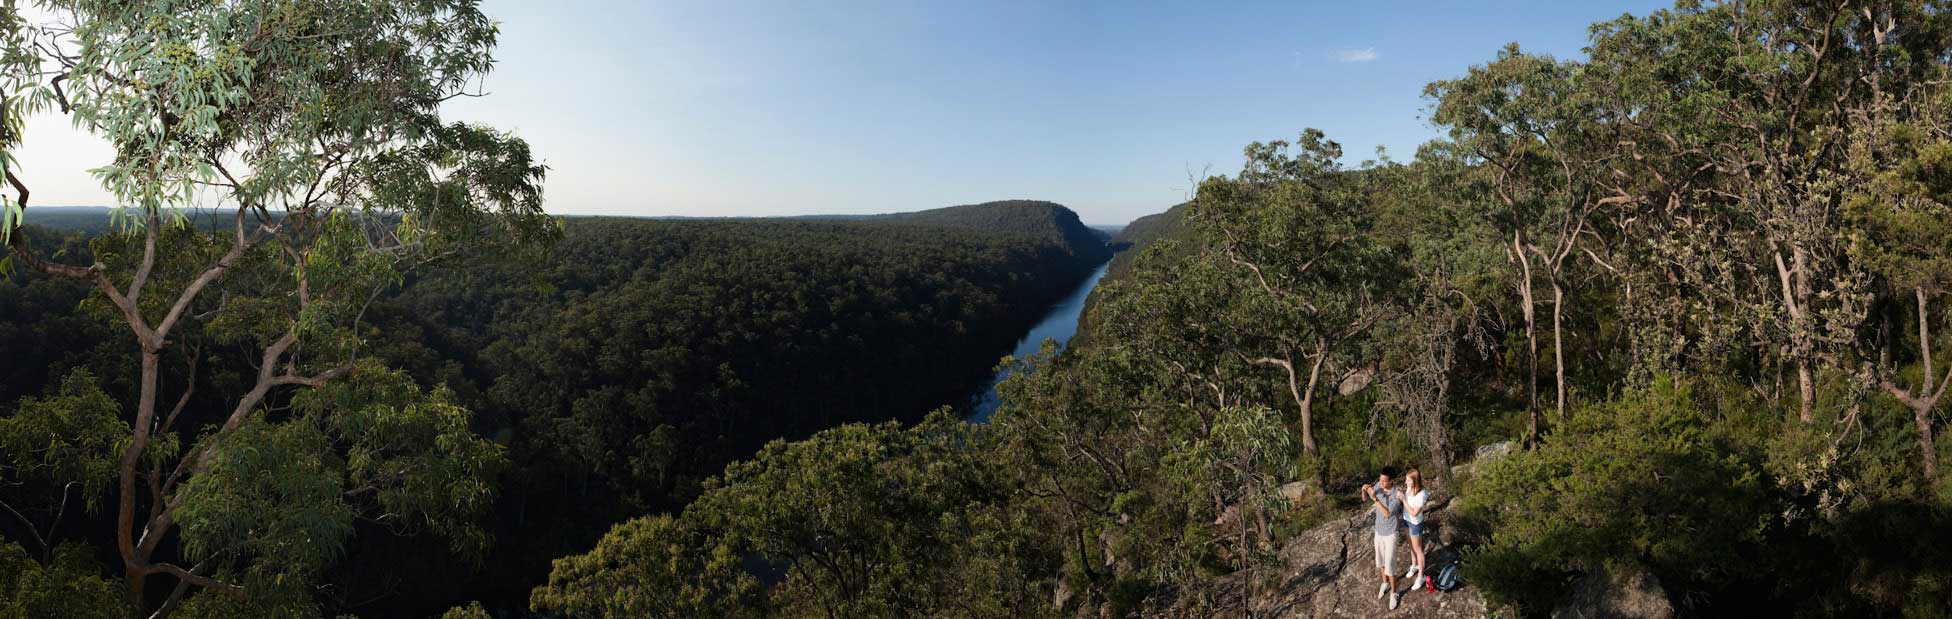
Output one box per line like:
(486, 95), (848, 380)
(1161, 404), (1293, 619)
(1089, 238), (1252, 427)
(1427, 46), (1612, 440)
(1852, 127), (1952, 485)
(1582, 2), (1882, 424)
(1188, 130), (1393, 456)
(0, 1), (552, 615)
(1842, 7), (1952, 484)
(541, 413), (1046, 619)
(1367, 147), (1506, 474)
(1003, 270), (1229, 607)
(0, 370), (121, 566)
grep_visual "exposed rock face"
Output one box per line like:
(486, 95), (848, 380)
(1279, 480), (1324, 505)
(1550, 564), (1673, 619)
(1449, 441), (1515, 482)
(1146, 509), (1487, 618)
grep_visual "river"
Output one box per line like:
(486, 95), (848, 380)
(966, 259), (1113, 423)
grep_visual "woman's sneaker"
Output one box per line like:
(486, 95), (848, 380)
(1403, 565), (1420, 580)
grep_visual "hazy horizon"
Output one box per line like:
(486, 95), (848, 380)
(13, 0), (1667, 225)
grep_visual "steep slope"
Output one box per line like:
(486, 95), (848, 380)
(1104, 201), (1190, 281)
(1111, 202), (1189, 251)
(866, 200), (1112, 265)
(1157, 506), (1486, 619)
(1074, 202), (1190, 344)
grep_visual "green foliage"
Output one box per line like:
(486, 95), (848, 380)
(0, 538), (125, 619)
(1459, 378), (1772, 614)
(437, 602), (493, 619)
(295, 365), (505, 561)
(0, 228), (117, 405)
(0, 0), (554, 614)
(173, 366), (506, 616)
(862, 199), (1112, 263)
(172, 590), (325, 619)
(536, 412), (1059, 619)
(530, 514), (762, 619)
(175, 416), (355, 600)
(0, 369), (126, 515)
(375, 211), (1106, 602)
(11, 0), (1952, 617)
(0, 535), (122, 617)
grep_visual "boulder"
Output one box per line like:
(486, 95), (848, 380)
(1449, 440), (1516, 484)
(1279, 479), (1324, 505)
(1550, 563), (1674, 619)
(1147, 508), (1486, 618)
(1476, 441), (1515, 461)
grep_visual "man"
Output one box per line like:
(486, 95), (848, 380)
(1362, 467), (1406, 610)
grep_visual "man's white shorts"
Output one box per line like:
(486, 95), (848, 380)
(1373, 533), (1397, 574)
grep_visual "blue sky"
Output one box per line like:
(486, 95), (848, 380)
(21, 1), (1673, 225)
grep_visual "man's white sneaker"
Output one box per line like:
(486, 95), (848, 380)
(1377, 582), (1389, 600)
(1389, 593), (1400, 610)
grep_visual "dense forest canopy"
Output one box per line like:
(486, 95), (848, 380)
(1, 203), (1110, 616)
(534, 1), (1952, 618)
(377, 213), (1109, 610)
(8, 0), (1952, 618)
(0, 2), (1111, 617)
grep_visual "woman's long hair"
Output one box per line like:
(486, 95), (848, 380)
(1405, 468), (1422, 493)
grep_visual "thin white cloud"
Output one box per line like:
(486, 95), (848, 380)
(1336, 47), (1378, 63)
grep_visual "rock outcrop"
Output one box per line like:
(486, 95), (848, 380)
(1149, 508), (1487, 618)
(1550, 563), (1673, 619)
(1448, 441), (1515, 482)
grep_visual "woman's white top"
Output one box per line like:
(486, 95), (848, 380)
(1403, 489), (1429, 525)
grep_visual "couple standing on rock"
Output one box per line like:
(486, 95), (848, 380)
(1360, 466), (1431, 611)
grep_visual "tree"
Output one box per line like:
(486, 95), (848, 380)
(535, 412), (1059, 619)
(1583, 2), (1878, 424)
(529, 514), (763, 619)
(1162, 405), (1293, 619)
(0, 1), (549, 615)
(1189, 130), (1393, 455)
(1459, 378), (1772, 615)
(0, 369), (123, 564)
(1848, 75), (1952, 485)
(1428, 46), (1609, 440)
(0, 535), (125, 619)
(1367, 147), (1506, 475)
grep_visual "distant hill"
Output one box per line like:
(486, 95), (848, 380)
(17, 201), (1116, 267)
(1110, 202), (1188, 254)
(1104, 201), (1190, 282)
(12, 206), (290, 237)
(856, 200), (1111, 264)
(1074, 202), (1191, 345)
(11, 206), (119, 236)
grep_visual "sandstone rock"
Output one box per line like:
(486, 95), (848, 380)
(1146, 508), (1486, 618)
(1279, 479), (1323, 505)
(1449, 440), (1517, 485)
(1476, 440), (1516, 461)
(1550, 563), (1673, 619)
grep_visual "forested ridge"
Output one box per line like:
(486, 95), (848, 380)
(5, 1), (1952, 619)
(531, 2), (1952, 618)
(1, 203), (1109, 615)
(376, 214), (1110, 610)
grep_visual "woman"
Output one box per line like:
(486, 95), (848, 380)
(1400, 469), (1432, 592)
